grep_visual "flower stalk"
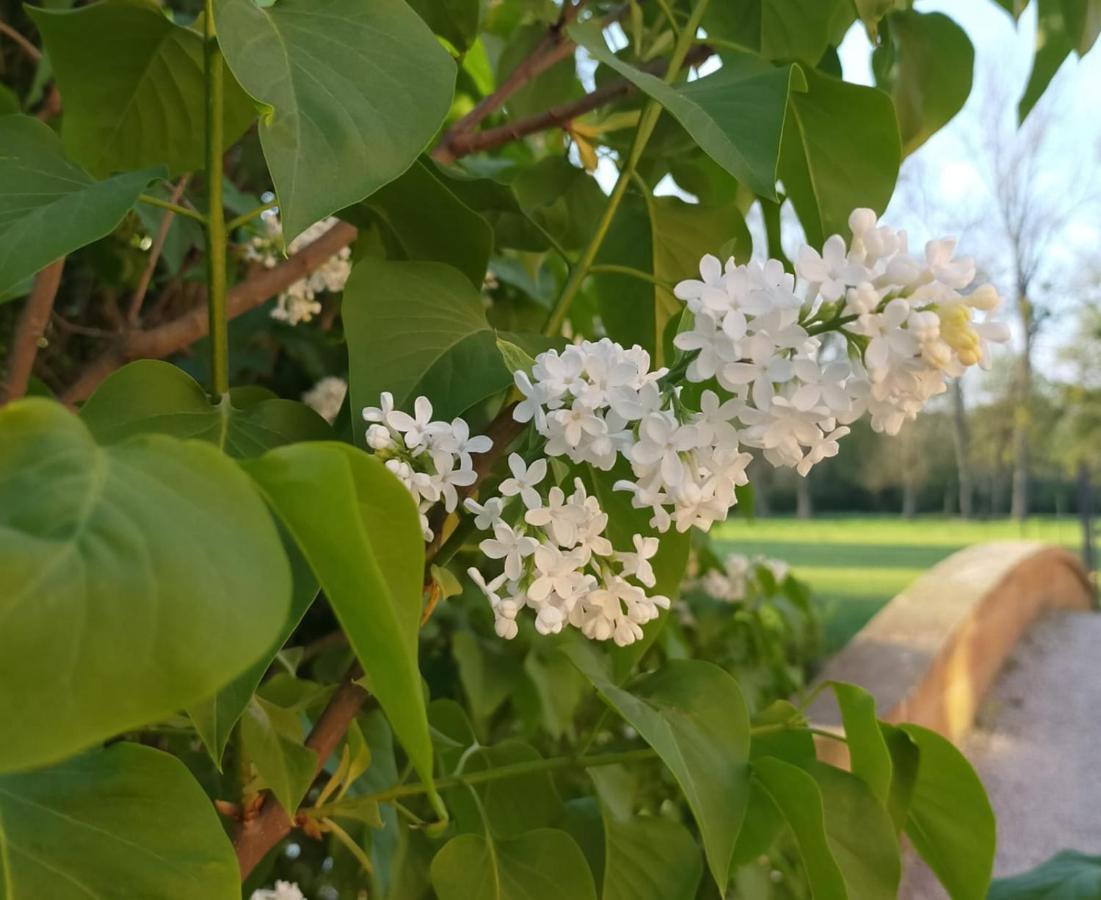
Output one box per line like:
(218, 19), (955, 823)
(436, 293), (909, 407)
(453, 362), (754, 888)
(204, 0), (229, 397)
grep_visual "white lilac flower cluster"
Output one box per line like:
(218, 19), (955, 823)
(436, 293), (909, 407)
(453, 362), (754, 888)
(302, 376), (347, 423)
(246, 214), (351, 325)
(691, 553), (790, 604)
(362, 394), (491, 541)
(464, 454), (668, 646)
(514, 209), (1008, 533)
(250, 882), (306, 900)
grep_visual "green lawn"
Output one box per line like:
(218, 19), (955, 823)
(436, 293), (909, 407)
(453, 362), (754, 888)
(713, 516), (1085, 653)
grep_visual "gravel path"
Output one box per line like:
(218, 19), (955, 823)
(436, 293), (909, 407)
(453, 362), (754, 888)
(904, 610), (1101, 896)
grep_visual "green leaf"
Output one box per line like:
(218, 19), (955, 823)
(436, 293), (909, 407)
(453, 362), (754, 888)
(594, 194), (751, 362)
(214, 0), (455, 240)
(1017, 0), (1100, 121)
(988, 851), (1101, 899)
(0, 399), (290, 772)
(0, 115), (162, 297)
(240, 694), (318, 815)
(872, 11), (974, 155)
(452, 630), (517, 731)
(431, 828), (598, 900)
(509, 156), (605, 251)
(899, 724), (995, 900)
(187, 540), (319, 767)
(828, 682), (892, 805)
(780, 67), (901, 246)
(30, 0), (256, 177)
(355, 158), (493, 287)
(704, 0), (852, 64)
(0, 84), (19, 115)
(244, 442), (439, 809)
(602, 814), (703, 900)
(0, 743), (238, 897)
(80, 360), (332, 454)
(853, 0), (905, 40)
(445, 742), (564, 839)
(879, 723), (919, 832)
(343, 258), (511, 426)
(805, 762), (901, 900)
(566, 651), (751, 890)
(569, 23), (801, 198)
(407, 0), (480, 52)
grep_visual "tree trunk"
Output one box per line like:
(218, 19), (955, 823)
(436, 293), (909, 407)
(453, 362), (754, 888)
(796, 473), (813, 519)
(950, 380), (973, 518)
(1010, 292), (1033, 520)
(902, 480), (917, 518)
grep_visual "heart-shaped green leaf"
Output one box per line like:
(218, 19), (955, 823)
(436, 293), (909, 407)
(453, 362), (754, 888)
(343, 258), (511, 427)
(0, 115), (162, 297)
(0, 743), (238, 897)
(0, 399), (291, 773)
(79, 359), (332, 455)
(30, 0), (257, 177)
(214, 0), (455, 239)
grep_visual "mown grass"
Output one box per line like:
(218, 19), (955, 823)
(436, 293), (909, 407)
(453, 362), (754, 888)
(713, 516), (1085, 653)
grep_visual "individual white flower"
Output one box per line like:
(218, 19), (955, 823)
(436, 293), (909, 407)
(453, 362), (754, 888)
(630, 412), (699, 487)
(528, 544), (588, 604)
(363, 392), (396, 425)
(498, 454), (548, 509)
(365, 423), (394, 451)
(468, 567), (508, 605)
(480, 522), (538, 581)
(432, 417), (492, 467)
(513, 370), (550, 430)
(524, 486), (581, 547)
(388, 396), (435, 451)
(464, 496), (506, 530)
(616, 534), (659, 588)
(796, 234), (864, 301)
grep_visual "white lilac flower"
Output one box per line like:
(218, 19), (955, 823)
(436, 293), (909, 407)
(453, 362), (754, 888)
(361, 393), (492, 540)
(498, 454), (548, 509)
(301, 376), (347, 423)
(250, 882), (307, 900)
(253, 213), (351, 326)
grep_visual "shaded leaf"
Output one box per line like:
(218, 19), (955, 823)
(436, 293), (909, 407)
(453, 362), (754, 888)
(828, 682), (892, 805)
(343, 258), (511, 428)
(570, 23), (801, 198)
(704, 0), (852, 64)
(240, 694), (318, 815)
(431, 828), (598, 900)
(30, 0), (256, 176)
(602, 814), (703, 900)
(0, 115), (162, 296)
(0, 743), (238, 897)
(988, 850), (1101, 899)
(407, 0), (480, 52)
(873, 11), (974, 155)
(80, 360), (332, 455)
(780, 67), (901, 246)
(566, 650), (750, 890)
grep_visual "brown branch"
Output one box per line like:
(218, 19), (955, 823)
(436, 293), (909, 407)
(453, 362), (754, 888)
(60, 220), (357, 403)
(128, 176), (190, 326)
(435, 43), (714, 162)
(433, 1), (588, 161)
(0, 20), (41, 62)
(1, 259), (64, 405)
(234, 672), (370, 879)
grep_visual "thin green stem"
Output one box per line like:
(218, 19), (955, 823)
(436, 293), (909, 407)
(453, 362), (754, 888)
(203, 0), (228, 397)
(589, 263), (674, 290)
(226, 200), (278, 232)
(367, 748), (658, 804)
(653, 0), (681, 34)
(138, 193), (206, 224)
(806, 313), (858, 336)
(542, 0), (712, 337)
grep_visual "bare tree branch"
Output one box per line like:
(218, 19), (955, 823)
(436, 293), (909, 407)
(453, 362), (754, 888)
(127, 176), (190, 326)
(0, 19), (41, 63)
(1, 259), (65, 405)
